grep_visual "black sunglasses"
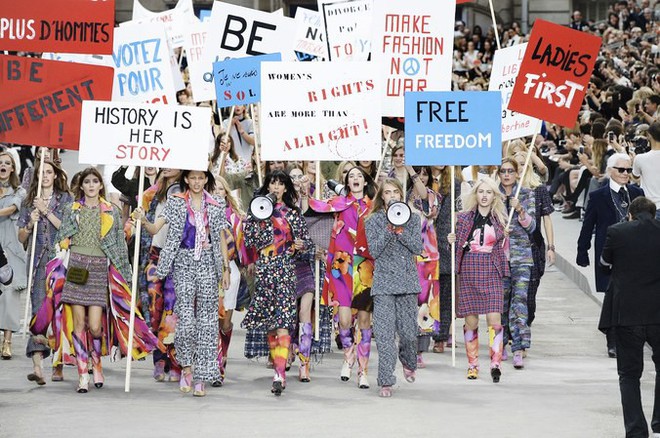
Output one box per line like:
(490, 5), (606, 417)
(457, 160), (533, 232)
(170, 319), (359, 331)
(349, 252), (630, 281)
(613, 167), (633, 174)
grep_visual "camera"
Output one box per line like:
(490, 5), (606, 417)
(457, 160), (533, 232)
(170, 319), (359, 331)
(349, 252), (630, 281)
(633, 136), (650, 154)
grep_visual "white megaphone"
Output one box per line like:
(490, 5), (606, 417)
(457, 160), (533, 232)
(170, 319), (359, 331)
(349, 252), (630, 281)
(249, 193), (277, 220)
(386, 200), (411, 226)
(327, 179), (348, 196)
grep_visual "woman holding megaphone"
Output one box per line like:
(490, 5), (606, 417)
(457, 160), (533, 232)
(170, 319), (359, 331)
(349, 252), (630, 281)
(365, 177), (423, 397)
(242, 170), (313, 396)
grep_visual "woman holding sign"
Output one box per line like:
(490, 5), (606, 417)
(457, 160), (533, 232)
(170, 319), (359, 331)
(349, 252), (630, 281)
(498, 158), (536, 369)
(18, 159), (72, 385)
(309, 167), (377, 389)
(447, 177), (509, 383)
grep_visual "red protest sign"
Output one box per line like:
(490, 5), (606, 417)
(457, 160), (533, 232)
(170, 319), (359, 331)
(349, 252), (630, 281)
(0, 55), (113, 150)
(0, 0), (115, 54)
(507, 19), (601, 127)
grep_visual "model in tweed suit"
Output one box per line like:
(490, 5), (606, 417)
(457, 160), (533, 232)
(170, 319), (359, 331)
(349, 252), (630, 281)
(365, 178), (423, 397)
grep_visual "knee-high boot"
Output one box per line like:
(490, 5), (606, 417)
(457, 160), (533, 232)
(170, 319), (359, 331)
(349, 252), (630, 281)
(91, 337), (104, 388)
(464, 326), (479, 380)
(339, 328), (355, 381)
(269, 334), (290, 396)
(488, 325), (503, 383)
(215, 326), (233, 386)
(298, 322), (312, 383)
(72, 332), (89, 393)
(357, 328), (371, 389)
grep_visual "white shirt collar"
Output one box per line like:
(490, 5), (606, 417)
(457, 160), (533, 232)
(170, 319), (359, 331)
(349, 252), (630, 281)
(609, 180), (626, 193)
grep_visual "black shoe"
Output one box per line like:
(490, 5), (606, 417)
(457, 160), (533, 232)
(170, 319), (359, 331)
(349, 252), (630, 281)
(563, 210), (581, 219)
(271, 380), (284, 396)
(562, 202), (575, 214)
(211, 380), (223, 387)
(608, 348), (617, 358)
(491, 367), (501, 383)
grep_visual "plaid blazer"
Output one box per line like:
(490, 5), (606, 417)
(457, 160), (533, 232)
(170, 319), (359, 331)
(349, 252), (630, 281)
(454, 210), (509, 279)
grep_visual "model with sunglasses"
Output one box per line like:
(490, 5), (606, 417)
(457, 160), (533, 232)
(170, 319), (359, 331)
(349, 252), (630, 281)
(577, 153), (644, 357)
(498, 158), (536, 369)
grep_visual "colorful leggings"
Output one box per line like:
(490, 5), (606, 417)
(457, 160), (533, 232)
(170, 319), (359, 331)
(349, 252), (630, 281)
(145, 251), (177, 367)
(502, 263), (531, 352)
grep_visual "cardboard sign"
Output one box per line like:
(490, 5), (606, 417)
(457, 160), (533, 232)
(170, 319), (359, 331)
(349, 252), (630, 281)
(488, 44), (540, 141)
(184, 20), (210, 102)
(321, 0), (373, 61)
(372, 0), (455, 116)
(0, 0), (114, 54)
(111, 23), (177, 105)
(195, 2), (296, 101)
(261, 61), (381, 161)
(404, 91), (502, 166)
(0, 55), (113, 150)
(79, 101), (211, 170)
(213, 53), (281, 106)
(294, 8), (326, 61)
(508, 19), (601, 127)
(131, 0), (195, 49)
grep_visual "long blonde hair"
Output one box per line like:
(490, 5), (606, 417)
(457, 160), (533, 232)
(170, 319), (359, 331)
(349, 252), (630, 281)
(506, 142), (542, 189)
(0, 152), (20, 189)
(369, 177), (402, 218)
(461, 176), (507, 225)
(215, 175), (244, 216)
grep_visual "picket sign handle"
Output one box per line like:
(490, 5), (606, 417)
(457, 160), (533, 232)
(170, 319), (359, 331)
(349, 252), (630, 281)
(125, 165), (146, 393)
(250, 104), (264, 187)
(21, 149), (46, 338)
(375, 126), (396, 182)
(219, 106), (236, 177)
(488, 0), (502, 50)
(314, 164), (321, 341)
(503, 119), (543, 234)
(450, 166), (456, 367)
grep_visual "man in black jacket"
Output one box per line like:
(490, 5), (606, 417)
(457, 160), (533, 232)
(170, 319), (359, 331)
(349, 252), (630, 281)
(599, 197), (660, 438)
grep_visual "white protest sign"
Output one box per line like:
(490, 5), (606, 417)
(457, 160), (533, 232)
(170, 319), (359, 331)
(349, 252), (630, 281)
(372, 0), (454, 116)
(320, 0), (373, 61)
(184, 20), (210, 102)
(261, 61), (381, 161)
(111, 23), (177, 104)
(488, 43), (540, 141)
(132, 0), (196, 49)
(79, 101), (211, 170)
(195, 2), (296, 101)
(294, 8), (327, 61)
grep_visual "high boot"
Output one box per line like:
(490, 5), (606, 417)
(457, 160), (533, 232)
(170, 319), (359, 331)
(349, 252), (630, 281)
(213, 326), (233, 387)
(270, 334), (290, 396)
(72, 332), (90, 393)
(298, 322), (312, 383)
(488, 325), (503, 383)
(338, 328), (355, 382)
(464, 326), (479, 380)
(356, 328), (372, 389)
(91, 337), (104, 388)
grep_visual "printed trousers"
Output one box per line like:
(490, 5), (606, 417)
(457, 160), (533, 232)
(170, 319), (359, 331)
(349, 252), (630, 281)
(502, 263), (531, 352)
(373, 294), (418, 387)
(172, 249), (219, 382)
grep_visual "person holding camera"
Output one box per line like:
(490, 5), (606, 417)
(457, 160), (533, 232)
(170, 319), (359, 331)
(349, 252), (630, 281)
(598, 197), (660, 438)
(632, 121), (660, 219)
(365, 178), (422, 397)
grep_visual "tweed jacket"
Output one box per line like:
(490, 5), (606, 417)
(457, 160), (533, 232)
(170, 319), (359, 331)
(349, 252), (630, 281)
(155, 192), (228, 280)
(454, 210), (510, 279)
(56, 198), (132, 283)
(364, 210), (423, 296)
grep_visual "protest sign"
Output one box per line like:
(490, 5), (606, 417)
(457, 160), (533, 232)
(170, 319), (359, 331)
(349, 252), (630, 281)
(508, 19), (601, 127)
(0, 0), (114, 54)
(195, 3), (296, 101)
(184, 20), (210, 102)
(404, 91), (502, 166)
(213, 53), (281, 106)
(79, 101), (211, 170)
(0, 55), (113, 150)
(111, 23), (177, 105)
(41, 52), (112, 67)
(372, 0), (455, 116)
(488, 43), (540, 141)
(320, 0), (372, 61)
(261, 61), (380, 161)
(294, 8), (326, 61)
(131, 0), (195, 49)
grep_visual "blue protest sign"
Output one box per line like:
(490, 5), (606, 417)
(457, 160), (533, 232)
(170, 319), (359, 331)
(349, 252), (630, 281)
(198, 9), (211, 22)
(404, 91), (502, 166)
(213, 53), (282, 107)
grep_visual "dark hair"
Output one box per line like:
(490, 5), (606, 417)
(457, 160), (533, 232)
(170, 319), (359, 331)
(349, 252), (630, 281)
(343, 166), (377, 200)
(649, 121), (660, 142)
(256, 170), (299, 210)
(75, 167), (106, 200)
(24, 160), (69, 207)
(629, 196), (657, 219)
(211, 134), (238, 165)
(648, 95), (660, 106)
(179, 169), (216, 193)
(408, 166), (433, 190)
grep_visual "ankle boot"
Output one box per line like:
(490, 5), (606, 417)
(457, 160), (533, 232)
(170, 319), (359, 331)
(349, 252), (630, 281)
(338, 328), (355, 381)
(72, 332), (90, 393)
(356, 328), (371, 389)
(298, 323), (312, 383)
(464, 326), (479, 380)
(91, 337), (104, 388)
(271, 334), (290, 395)
(488, 325), (503, 383)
